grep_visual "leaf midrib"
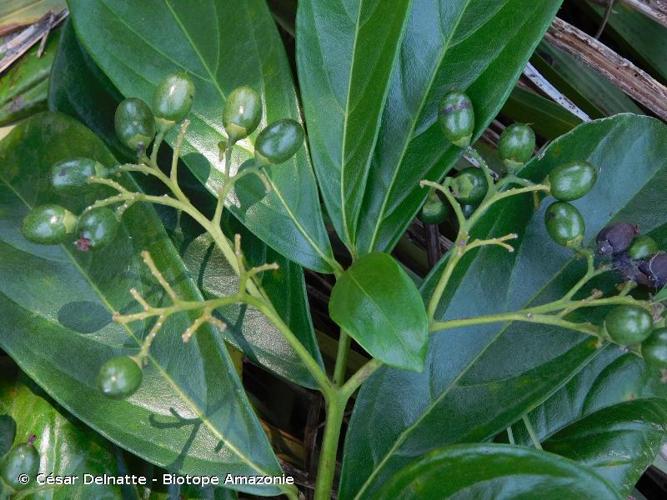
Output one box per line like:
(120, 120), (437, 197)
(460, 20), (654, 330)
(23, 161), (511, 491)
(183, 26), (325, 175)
(364, 0), (473, 253)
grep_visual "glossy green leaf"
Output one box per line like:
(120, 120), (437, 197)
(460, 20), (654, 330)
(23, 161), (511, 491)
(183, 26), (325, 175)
(296, 0), (412, 249)
(515, 348), (656, 442)
(340, 114), (667, 498)
(68, 0), (335, 273)
(182, 231), (323, 388)
(0, 362), (122, 499)
(329, 253), (428, 371)
(511, 344), (667, 494)
(542, 399), (667, 495)
(48, 20), (129, 161)
(354, 0), (562, 254)
(0, 113), (288, 496)
(0, 27), (58, 126)
(372, 443), (621, 499)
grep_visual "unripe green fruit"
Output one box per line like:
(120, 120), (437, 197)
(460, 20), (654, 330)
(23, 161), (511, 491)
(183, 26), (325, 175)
(419, 191), (448, 224)
(641, 328), (667, 369)
(642, 328), (667, 369)
(223, 86), (262, 143)
(115, 98), (156, 151)
(51, 158), (108, 191)
(438, 92), (474, 148)
(452, 167), (488, 204)
(97, 356), (143, 399)
(604, 305), (653, 345)
(21, 205), (78, 244)
(498, 123), (535, 171)
(75, 208), (119, 251)
(152, 72), (195, 129)
(1, 443), (39, 490)
(544, 202), (585, 247)
(548, 160), (597, 201)
(255, 119), (305, 164)
(628, 235), (659, 260)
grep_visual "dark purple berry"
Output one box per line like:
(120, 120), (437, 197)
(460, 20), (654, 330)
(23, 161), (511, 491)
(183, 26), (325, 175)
(612, 253), (651, 287)
(639, 253), (667, 289)
(596, 223), (639, 257)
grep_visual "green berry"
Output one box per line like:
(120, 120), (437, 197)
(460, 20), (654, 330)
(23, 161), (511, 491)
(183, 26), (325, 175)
(21, 205), (78, 245)
(115, 98), (156, 152)
(51, 158), (108, 191)
(223, 86), (262, 143)
(255, 119), (305, 164)
(452, 167), (488, 204)
(438, 92), (474, 148)
(152, 72), (195, 130)
(97, 356), (143, 399)
(419, 191), (448, 224)
(75, 208), (119, 251)
(544, 201), (585, 247)
(548, 160), (597, 201)
(642, 328), (667, 369)
(604, 305), (653, 345)
(1, 442), (39, 490)
(498, 124), (535, 171)
(628, 235), (659, 260)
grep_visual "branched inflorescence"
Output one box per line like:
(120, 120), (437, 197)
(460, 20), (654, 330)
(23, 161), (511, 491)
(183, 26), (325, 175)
(419, 91), (666, 375)
(20, 73), (311, 414)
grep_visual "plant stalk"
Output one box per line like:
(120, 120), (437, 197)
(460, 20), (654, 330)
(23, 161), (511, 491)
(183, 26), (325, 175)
(314, 394), (346, 500)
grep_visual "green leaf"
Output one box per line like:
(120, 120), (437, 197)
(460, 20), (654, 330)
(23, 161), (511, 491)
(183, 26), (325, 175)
(512, 345), (667, 494)
(0, 112), (287, 496)
(372, 443), (621, 500)
(513, 345), (667, 494)
(329, 253), (428, 371)
(67, 0), (336, 273)
(296, 0), (412, 249)
(340, 114), (667, 498)
(182, 230), (324, 388)
(354, 0), (563, 255)
(0, 361), (123, 499)
(48, 20), (129, 161)
(542, 399), (667, 495)
(0, 27), (58, 126)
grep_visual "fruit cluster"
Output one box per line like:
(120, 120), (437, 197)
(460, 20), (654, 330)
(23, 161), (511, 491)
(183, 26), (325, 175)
(428, 91), (667, 375)
(0, 433), (40, 494)
(596, 223), (666, 289)
(19, 72), (306, 401)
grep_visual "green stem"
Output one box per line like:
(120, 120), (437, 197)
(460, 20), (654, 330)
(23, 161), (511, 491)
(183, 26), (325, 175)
(246, 296), (334, 398)
(333, 332), (352, 386)
(314, 394), (346, 500)
(341, 358), (382, 399)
